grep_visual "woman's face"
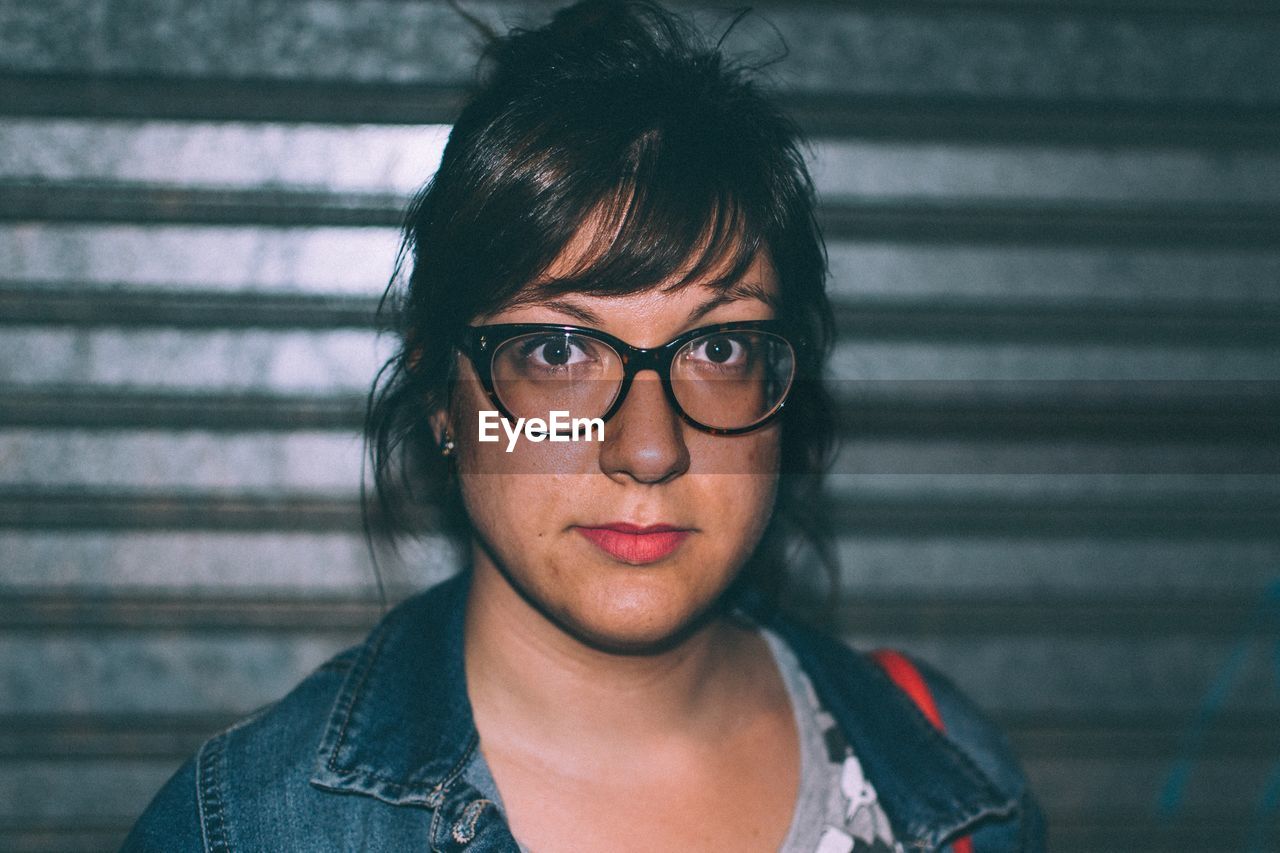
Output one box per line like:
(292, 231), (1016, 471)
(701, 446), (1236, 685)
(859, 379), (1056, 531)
(444, 246), (784, 654)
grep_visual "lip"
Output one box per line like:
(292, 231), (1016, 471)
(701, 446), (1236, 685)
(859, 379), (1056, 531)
(575, 523), (692, 565)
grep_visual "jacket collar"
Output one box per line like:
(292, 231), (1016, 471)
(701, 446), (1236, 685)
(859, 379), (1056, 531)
(311, 572), (478, 806)
(312, 572), (1018, 847)
(764, 614), (1019, 849)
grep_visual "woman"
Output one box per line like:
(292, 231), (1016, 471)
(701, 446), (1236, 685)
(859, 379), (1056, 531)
(124, 2), (1043, 850)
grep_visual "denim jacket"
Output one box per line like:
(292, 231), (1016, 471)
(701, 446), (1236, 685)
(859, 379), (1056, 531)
(123, 572), (1045, 852)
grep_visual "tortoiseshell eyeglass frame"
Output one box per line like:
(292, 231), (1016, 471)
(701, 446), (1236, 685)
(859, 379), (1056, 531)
(456, 319), (799, 436)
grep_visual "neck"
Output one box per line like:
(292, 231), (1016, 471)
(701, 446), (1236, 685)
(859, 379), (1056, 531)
(463, 557), (766, 766)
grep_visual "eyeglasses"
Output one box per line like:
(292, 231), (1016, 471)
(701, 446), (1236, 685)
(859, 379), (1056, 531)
(457, 320), (797, 435)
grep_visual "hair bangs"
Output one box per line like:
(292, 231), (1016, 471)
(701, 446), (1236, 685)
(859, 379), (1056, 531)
(527, 124), (768, 303)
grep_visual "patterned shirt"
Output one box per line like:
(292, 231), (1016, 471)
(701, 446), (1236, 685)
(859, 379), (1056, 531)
(763, 627), (902, 853)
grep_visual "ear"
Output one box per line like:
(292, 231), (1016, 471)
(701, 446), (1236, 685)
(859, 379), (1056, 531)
(428, 405), (452, 447)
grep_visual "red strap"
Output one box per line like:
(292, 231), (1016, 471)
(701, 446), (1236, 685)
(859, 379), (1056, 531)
(868, 648), (945, 728)
(868, 648), (974, 853)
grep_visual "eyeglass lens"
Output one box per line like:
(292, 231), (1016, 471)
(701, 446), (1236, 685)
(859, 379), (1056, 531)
(489, 329), (795, 431)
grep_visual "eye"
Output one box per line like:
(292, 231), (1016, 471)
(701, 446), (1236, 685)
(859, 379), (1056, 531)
(687, 334), (749, 366)
(517, 334), (597, 368)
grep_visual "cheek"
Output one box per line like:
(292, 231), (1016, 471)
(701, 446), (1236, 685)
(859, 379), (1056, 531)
(450, 378), (598, 476)
(458, 473), (563, 545)
(687, 420), (782, 476)
(449, 379), (587, 552)
(690, 430), (781, 547)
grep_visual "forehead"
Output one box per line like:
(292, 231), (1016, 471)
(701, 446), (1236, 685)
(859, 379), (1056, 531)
(488, 249), (779, 329)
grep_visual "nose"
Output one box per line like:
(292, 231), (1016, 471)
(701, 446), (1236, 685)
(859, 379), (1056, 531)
(597, 371), (690, 484)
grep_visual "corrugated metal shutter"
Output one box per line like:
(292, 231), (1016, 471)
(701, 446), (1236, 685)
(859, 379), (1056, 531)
(2, 2), (1278, 850)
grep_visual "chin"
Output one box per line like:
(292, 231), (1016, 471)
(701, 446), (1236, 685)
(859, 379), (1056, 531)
(558, 611), (718, 656)
(548, 584), (727, 656)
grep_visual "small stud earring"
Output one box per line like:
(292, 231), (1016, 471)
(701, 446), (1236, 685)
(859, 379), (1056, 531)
(440, 436), (456, 457)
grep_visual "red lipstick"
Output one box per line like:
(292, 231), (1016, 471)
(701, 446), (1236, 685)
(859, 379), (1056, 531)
(575, 523), (691, 565)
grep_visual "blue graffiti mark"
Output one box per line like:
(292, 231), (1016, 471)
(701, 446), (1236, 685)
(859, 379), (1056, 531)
(1158, 580), (1280, 848)
(1157, 643), (1254, 814)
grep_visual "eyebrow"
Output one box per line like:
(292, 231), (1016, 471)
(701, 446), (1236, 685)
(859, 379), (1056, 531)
(535, 281), (778, 329)
(685, 281), (779, 325)
(534, 298), (603, 325)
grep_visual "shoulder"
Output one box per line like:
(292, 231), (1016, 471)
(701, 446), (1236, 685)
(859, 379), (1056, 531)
(768, 613), (1034, 791)
(908, 654), (1048, 851)
(905, 656), (1031, 803)
(119, 646), (360, 852)
(761, 611), (1046, 850)
(119, 753), (202, 852)
(870, 650), (1047, 851)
